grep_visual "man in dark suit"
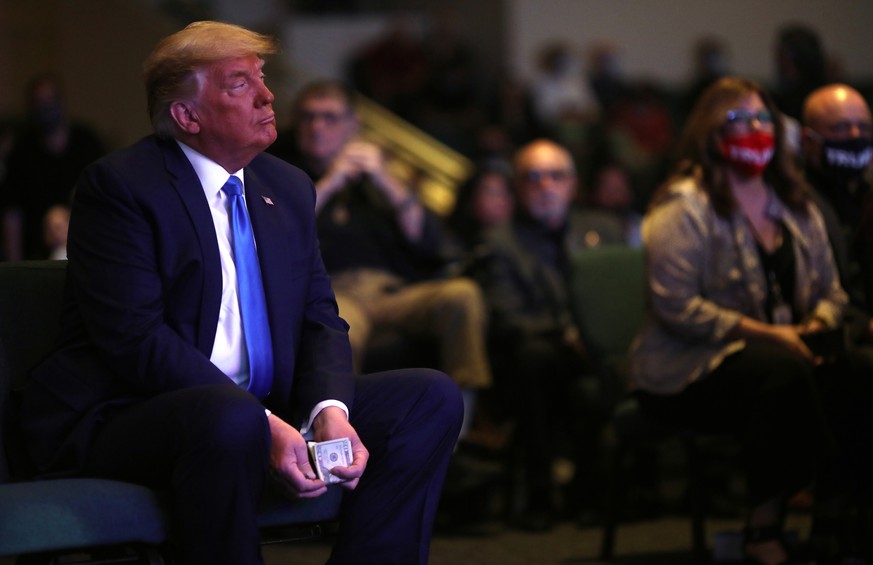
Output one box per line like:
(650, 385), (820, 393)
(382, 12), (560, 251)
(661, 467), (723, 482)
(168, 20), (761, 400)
(18, 21), (463, 565)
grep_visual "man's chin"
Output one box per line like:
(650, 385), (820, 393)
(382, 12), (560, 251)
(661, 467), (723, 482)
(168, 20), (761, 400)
(259, 131), (278, 151)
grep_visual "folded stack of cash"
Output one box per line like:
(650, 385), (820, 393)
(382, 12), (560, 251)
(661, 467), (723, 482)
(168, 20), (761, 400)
(307, 438), (353, 484)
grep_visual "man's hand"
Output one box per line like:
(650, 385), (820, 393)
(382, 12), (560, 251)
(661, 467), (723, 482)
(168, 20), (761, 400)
(338, 141), (411, 204)
(311, 406), (369, 490)
(320, 141), (372, 192)
(314, 138), (423, 239)
(267, 414), (328, 499)
(316, 140), (409, 210)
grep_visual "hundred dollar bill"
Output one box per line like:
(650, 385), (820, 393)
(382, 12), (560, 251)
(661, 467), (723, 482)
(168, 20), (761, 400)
(307, 438), (353, 484)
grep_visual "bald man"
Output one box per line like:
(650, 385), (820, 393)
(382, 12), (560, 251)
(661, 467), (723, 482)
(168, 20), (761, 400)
(802, 84), (873, 341)
(801, 84), (873, 564)
(472, 139), (624, 531)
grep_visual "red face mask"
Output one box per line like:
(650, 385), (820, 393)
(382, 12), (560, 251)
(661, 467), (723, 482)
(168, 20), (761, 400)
(719, 130), (775, 177)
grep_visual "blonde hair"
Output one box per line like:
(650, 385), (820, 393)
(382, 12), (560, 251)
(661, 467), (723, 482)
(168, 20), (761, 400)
(143, 21), (279, 137)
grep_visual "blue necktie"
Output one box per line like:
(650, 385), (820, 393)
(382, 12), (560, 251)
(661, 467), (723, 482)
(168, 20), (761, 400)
(222, 176), (273, 400)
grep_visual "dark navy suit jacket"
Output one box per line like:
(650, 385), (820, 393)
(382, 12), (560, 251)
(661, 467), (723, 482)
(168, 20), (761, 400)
(21, 135), (356, 476)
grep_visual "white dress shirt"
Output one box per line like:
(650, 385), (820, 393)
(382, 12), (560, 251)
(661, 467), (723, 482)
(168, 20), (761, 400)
(177, 142), (348, 434)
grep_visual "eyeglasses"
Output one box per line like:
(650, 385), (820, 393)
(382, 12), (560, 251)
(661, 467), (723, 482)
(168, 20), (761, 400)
(522, 169), (574, 183)
(297, 110), (351, 126)
(821, 119), (873, 139)
(723, 109), (774, 132)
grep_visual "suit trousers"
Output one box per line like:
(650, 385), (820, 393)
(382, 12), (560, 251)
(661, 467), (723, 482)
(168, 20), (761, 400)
(85, 369), (463, 565)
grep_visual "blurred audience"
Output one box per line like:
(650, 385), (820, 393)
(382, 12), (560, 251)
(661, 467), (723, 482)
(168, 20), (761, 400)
(529, 42), (601, 144)
(682, 35), (731, 120)
(603, 80), (675, 205)
(346, 14), (429, 122)
(630, 76), (873, 565)
(447, 157), (515, 258)
(416, 7), (484, 156)
(584, 161), (643, 248)
(0, 120), (16, 186)
(472, 139), (624, 532)
(0, 73), (105, 260)
(773, 23), (829, 122)
(772, 23), (830, 159)
(586, 40), (629, 114)
(478, 68), (539, 160)
(270, 79), (492, 440)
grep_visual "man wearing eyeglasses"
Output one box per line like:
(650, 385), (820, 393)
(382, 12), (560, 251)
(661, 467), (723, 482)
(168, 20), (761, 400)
(269, 79), (492, 441)
(472, 139), (624, 531)
(802, 84), (873, 343)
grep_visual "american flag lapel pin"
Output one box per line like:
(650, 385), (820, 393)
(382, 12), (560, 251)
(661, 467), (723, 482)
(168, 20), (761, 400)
(261, 196), (274, 206)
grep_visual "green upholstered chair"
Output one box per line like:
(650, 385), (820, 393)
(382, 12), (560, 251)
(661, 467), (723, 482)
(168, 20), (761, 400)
(0, 261), (341, 564)
(569, 246), (737, 564)
(569, 245), (647, 414)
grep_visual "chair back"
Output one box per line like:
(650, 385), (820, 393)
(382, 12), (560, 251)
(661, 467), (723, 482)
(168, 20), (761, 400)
(0, 261), (67, 482)
(569, 245), (646, 367)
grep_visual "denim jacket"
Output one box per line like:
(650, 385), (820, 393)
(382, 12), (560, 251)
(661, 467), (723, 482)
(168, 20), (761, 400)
(629, 177), (847, 394)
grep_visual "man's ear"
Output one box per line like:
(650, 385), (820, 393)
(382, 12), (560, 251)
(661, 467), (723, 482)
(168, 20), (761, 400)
(170, 101), (200, 134)
(568, 174), (579, 200)
(800, 126), (821, 162)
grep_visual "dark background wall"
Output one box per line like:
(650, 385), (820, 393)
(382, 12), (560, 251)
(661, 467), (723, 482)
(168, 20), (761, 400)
(1, 0), (869, 151)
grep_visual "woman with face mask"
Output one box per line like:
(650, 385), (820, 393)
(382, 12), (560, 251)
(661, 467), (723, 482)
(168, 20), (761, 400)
(628, 77), (873, 564)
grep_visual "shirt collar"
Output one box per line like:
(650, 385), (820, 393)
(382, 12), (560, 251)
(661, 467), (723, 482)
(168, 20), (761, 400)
(177, 141), (244, 198)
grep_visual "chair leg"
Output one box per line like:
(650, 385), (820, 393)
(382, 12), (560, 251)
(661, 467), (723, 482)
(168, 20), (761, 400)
(599, 441), (629, 562)
(684, 437), (710, 565)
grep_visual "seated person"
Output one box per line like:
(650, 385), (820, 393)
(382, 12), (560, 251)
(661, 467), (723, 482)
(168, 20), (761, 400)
(473, 139), (624, 531)
(584, 161), (643, 248)
(629, 76), (873, 565)
(801, 84), (873, 342)
(0, 73), (105, 260)
(445, 157), (515, 272)
(19, 21), (463, 565)
(271, 79), (492, 438)
(800, 82), (873, 562)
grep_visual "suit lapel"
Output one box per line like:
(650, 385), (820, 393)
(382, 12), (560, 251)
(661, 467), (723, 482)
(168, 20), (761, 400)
(242, 164), (283, 296)
(161, 139), (224, 355)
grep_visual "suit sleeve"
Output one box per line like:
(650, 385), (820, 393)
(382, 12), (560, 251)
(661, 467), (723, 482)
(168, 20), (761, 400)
(285, 240), (356, 421)
(65, 156), (232, 395)
(247, 159), (356, 423)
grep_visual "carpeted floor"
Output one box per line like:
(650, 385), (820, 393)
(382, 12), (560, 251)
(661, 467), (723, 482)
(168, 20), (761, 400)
(262, 514), (813, 564)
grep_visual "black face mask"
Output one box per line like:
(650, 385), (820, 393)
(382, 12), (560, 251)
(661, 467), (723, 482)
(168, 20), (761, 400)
(819, 137), (873, 184)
